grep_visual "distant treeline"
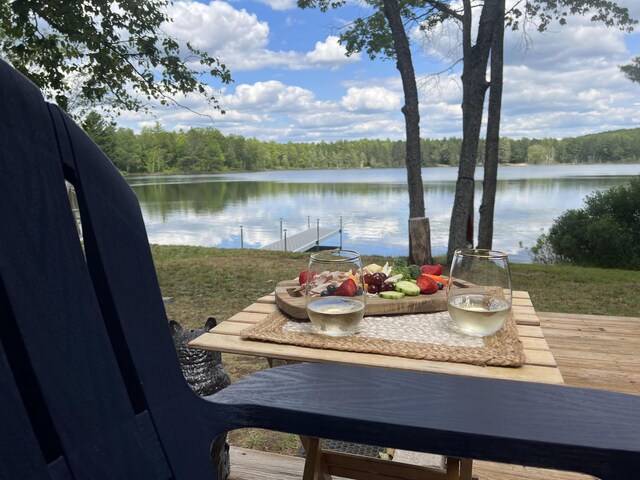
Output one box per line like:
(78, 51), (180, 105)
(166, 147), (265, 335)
(83, 114), (640, 174)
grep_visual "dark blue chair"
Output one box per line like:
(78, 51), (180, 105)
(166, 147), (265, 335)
(1, 59), (639, 479)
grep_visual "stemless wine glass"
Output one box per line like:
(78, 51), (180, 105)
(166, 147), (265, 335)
(446, 249), (512, 337)
(305, 249), (366, 336)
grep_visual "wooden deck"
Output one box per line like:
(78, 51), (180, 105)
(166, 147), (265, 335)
(227, 311), (640, 480)
(261, 227), (340, 252)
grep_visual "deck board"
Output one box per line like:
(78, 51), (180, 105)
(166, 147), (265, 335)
(226, 310), (640, 480)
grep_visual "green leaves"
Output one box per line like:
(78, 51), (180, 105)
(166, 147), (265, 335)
(620, 56), (640, 85)
(545, 177), (640, 269)
(0, 0), (232, 117)
(510, 0), (637, 33)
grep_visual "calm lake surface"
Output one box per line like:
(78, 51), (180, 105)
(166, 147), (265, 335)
(127, 164), (640, 263)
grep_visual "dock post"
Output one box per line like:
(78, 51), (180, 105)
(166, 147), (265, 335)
(340, 216), (343, 249)
(316, 219), (320, 251)
(240, 225), (244, 249)
(280, 218), (283, 240)
(284, 229), (288, 251)
(307, 216), (310, 228)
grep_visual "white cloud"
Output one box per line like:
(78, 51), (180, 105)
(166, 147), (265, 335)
(341, 86), (401, 112)
(124, 77), (407, 142)
(305, 36), (360, 67)
(166, 1), (270, 52)
(405, 0), (640, 139)
(164, 2), (359, 71)
(256, 0), (298, 11)
(115, 0), (639, 143)
(497, 60), (640, 138)
(225, 81), (317, 112)
(503, 20), (629, 73)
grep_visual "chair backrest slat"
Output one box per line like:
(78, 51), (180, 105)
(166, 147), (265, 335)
(49, 101), (221, 480)
(0, 60), (170, 479)
(50, 106), (190, 405)
(0, 321), (52, 479)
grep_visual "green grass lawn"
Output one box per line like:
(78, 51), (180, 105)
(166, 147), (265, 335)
(151, 245), (640, 328)
(151, 245), (640, 454)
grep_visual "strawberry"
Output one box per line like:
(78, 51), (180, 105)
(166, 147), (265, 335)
(420, 264), (443, 276)
(416, 274), (439, 295)
(334, 278), (357, 297)
(298, 270), (318, 285)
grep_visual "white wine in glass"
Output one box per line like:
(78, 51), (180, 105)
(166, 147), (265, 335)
(305, 249), (365, 336)
(446, 249), (512, 337)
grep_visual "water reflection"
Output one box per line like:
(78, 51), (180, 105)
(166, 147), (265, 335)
(128, 165), (640, 263)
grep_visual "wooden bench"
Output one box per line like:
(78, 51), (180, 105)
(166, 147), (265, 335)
(1, 58), (639, 479)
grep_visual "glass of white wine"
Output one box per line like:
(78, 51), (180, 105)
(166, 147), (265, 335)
(446, 249), (512, 337)
(305, 249), (365, 336)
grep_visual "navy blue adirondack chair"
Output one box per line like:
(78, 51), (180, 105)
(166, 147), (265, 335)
(1, 59), (639, 480)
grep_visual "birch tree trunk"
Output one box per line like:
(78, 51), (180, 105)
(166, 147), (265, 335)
(446, 0), (502, 262)
(383, 0), (432, 264)
(478, 0), (505, 250)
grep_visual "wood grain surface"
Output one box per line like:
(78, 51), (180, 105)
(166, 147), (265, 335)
(274, 280), (448, 320)
(191, 291), (565, 385)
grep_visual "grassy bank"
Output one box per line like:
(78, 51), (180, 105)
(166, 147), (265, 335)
(151, 245), (640, 454)
(152, 245), (640, 326)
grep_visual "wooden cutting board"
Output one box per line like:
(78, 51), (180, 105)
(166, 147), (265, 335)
(275, 280), (448, 320)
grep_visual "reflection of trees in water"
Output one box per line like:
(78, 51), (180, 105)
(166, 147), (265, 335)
(494, 177), (625, 198)
(131, 175), (630, 219)
(132, 181), (412, 217)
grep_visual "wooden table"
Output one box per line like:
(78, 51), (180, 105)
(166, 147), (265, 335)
(190, 291), (563, 480)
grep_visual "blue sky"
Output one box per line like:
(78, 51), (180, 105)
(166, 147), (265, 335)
(115, 0), (640, 143)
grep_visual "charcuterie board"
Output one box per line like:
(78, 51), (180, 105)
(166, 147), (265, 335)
(275, 280), (448, 320)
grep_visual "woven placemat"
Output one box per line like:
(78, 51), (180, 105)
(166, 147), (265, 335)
(241, 309), (526, 367)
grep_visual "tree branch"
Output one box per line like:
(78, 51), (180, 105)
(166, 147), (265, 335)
(424, 0), (464, 22)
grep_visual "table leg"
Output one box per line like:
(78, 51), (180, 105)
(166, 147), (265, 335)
(301, 437), (332, 480)
(445, 457), (475, 480)
(459, 458), (474, 480)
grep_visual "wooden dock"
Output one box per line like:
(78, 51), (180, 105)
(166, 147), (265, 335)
(261, 227), (341, 252)
(226, 310), (640, 480)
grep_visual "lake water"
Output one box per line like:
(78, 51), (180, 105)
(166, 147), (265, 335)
(127, 164), (640, 263)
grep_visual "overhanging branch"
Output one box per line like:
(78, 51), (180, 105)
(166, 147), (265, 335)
(424, 0), (464, 22)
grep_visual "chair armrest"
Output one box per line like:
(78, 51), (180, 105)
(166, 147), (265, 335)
(209, 362), (640, 479)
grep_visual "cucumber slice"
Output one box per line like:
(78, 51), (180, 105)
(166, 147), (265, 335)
(395, 280), (421, 296)
(379, 291), (406, 300)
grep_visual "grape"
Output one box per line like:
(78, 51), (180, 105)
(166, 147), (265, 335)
(372, 272), (387, 285)
(367, 284), (380, 294)
(383, 282), (396, 292)
(364, 273), (374, 284)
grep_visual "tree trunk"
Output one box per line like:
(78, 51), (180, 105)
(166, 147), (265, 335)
(478, 0), (505, 250)
(408, 217), (433, 266)
(382, 0), (431, 264)
(446, 0), (502, 262)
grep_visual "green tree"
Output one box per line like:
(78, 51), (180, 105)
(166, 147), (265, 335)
(537, 177), (640, 269)
(620, 56), (640, 84)
(450, 0), (635, 258)
(499, 137), (511, 163)
(139, 122), (175, 173)
(527, 144), (548, 164)
(82, 111), (116, 158)
(111, 128), (143, 172)
(296, 0), (634, 261)
(0, 0), (232, 116)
